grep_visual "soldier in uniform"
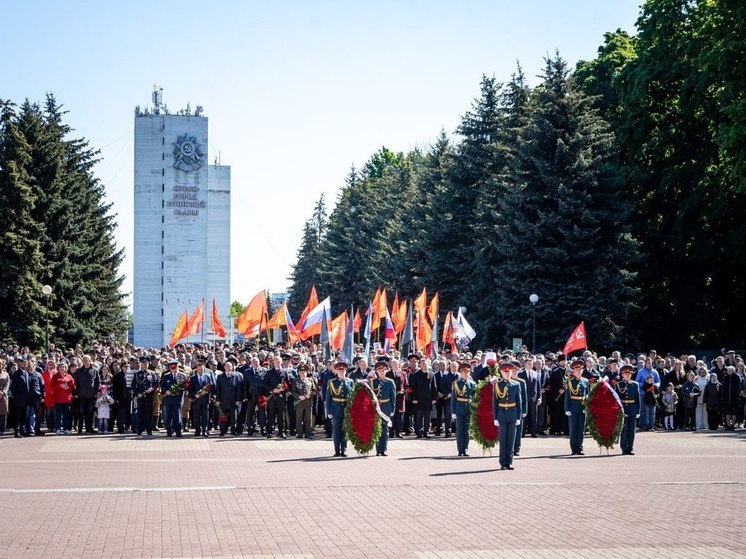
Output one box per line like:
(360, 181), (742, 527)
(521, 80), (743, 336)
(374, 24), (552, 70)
(564, 358), (590, 455)
(372, 360), (396, 456)
(451, 362), (476, 456)
(132, 356), (156, 436)
(510, 362), (528, 456)
(492, 360), (523, 470)
(160, 359), (187, 437)
(325, 360), (353, 457)
(292, 363), (316, 439)
(616, 364), (640, 455)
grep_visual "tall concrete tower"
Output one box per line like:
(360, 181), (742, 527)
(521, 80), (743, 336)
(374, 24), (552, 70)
(133, 87), (230, 348)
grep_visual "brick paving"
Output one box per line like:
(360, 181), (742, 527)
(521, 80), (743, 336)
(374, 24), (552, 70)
(0, 429), (744, 558)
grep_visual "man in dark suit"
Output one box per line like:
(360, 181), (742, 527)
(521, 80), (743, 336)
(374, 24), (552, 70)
(410, 358), (437, 438)
(518, 355), (542, 438)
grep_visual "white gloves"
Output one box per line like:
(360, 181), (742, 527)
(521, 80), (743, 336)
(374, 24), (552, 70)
(494, 420), (499, 426)
(636, 414), (640, 419)
(515, 420), (521, 426)
(327, 414), (332, 419)
(451, 414), (456, 421)
(565, 411), (572, 416)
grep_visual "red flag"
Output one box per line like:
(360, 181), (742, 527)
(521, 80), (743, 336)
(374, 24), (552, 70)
(393, 299), (408, 334)
(236, 290), (268, 337)
(413, 287), (427, 313)
(427, 292), (439, 324)
(353, 308), (363, 333)
(296, 285), (318, 331)
(562, 322), (588, 356)
(187, 299), (204, 336)
(211, 299), (227, 338)
(168, 311), (189, 348)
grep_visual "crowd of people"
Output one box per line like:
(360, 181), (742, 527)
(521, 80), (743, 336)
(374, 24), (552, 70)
(0, 341), (743, 457)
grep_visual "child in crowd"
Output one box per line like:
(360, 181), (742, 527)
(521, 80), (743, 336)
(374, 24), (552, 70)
(661, 383), (678, 430)
(95, 385), (114, 434)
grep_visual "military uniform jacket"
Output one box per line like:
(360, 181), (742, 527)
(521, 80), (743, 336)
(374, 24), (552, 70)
(564, 377), (589, 413)
(450, 378), (476, 416)
(615, 380), (640, 416)
(132, 371), (156, 399)
(371, 377), (396, 417)
(161, 371), (188, 406)
(492, 379), (522, 422)
(325, 377), (353, 416)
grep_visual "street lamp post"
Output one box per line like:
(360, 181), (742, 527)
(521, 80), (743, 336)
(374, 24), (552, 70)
(529, 293), (539, 353)
(42, 284), (52, 352)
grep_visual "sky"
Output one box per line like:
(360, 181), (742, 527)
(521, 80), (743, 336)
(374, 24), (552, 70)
(3, 1), (642, 307)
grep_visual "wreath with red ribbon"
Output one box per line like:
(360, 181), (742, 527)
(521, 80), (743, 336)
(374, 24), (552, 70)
(343, 382), (382, 455)
(469, 374), (499, 451)
(584, 379), (624, 449)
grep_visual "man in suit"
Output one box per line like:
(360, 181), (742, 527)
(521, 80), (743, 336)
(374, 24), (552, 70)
(518, 355), (542, 438)
(215, 360), (243, 437)
(492, 360), (523, 470)
(410, 358), (437, 438)
(188, 359), (213, 437)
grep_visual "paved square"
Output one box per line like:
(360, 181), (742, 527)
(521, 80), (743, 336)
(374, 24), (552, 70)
(0, 429), (744, 558)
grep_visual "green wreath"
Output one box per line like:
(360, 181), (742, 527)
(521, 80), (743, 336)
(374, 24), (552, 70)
(343, 381), (382, 455)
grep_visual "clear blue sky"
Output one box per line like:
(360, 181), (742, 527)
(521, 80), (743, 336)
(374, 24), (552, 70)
(3, 1), (642, 306)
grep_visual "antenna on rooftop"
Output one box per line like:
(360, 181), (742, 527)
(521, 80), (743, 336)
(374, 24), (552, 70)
(152, 85), (163, 115)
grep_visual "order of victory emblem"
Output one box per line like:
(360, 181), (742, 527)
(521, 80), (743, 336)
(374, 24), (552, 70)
(172, 134), (206, 172)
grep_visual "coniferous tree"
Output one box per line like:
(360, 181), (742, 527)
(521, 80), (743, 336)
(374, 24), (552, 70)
(491, 54), (638, 352)
(0, 101), (46, 345)
(287, 194), (327, 318)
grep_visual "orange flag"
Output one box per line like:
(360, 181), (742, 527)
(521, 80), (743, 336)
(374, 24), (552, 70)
(330, 310), (349, 351)
(427, 292), (439, 325)
(442, 311), (455, 349)
(373, 288), (388, 330)
(211, 299), (227, 338)
(413, 287), (427, 313)
(353, 308), (363, 333)
(168, 311), (189, 348)
(415, 309), (432, 351)
(392, 292), (400, 322)
(268, 303), (289, 329)
(370, 288), (382, 317)
(236, 290), (268, 337)
(393, 299), (408, 333)
(296, 285), (318, 331)
(187, 299), (204, 336)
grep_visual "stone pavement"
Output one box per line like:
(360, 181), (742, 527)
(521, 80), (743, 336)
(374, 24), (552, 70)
(0, 428), (745, 559)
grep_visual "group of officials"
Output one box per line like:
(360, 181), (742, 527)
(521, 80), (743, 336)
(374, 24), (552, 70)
(0, 343), (662, 467)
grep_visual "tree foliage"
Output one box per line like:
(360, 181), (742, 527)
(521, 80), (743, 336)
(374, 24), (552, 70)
(0, 95), (126, 347)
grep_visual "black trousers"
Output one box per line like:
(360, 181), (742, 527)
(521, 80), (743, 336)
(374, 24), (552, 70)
(414, 407), (431, 436)
(267, 395), (285, 434)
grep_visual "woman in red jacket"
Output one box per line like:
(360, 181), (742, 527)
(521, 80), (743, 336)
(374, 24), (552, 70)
(42, 360), (57, 433)
(52, 362), (76, 434)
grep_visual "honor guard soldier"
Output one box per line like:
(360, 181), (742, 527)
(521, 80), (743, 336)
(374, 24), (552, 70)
(132, 356), (156, 436)
(161, 359), (187, 437)
(372, 361), (396, 456)
(492, 360), (523, 470)
(510, 361), (528, 456)
(325, 360), (354, 457)
(564, 358), (590, 455)
(451, 362), (476, 456)
(616, 364), (640, 455)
